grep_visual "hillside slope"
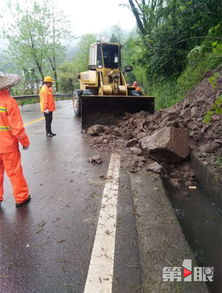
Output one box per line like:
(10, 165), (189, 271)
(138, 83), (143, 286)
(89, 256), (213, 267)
(88, 66), (222, 182)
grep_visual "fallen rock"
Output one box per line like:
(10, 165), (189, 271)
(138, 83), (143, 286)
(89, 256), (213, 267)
(126, 155), (146, 173)
(130, 147), (142, 156)
(181, 108), (191, 121)
(88, 155), (102, 164)
(87, 125), (106, 136)
(215, 139), (222, 144)
(111, 128), (122, 137)
(147, 162), (163, 174)
(191, 106), (199, 117)
(125, 138), (138, 147)
(199, 142), (220, 153)
(123, 133), (134, 140)
(140, 127), (190, 163)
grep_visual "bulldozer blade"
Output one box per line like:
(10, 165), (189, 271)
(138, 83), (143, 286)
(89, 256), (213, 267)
(80, 95), (155, 129)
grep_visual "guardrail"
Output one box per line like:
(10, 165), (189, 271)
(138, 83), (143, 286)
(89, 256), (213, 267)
(13, 93), (73, 106)
(13, 93), (73, 100)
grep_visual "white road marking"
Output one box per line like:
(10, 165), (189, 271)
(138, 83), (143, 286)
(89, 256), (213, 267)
(84, 153), (121, 293)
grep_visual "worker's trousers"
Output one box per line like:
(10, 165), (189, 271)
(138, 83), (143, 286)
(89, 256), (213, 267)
(44, 111), (53, 134)
(0, 150), (29, 204)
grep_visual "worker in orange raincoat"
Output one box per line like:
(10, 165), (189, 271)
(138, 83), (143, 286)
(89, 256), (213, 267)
(0, 72), (30, 207)
(39, 76), (56, 137)
(132, 81), (142, 95)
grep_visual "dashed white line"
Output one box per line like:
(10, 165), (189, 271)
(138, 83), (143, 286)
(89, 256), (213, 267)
(84, 153), (121, 293)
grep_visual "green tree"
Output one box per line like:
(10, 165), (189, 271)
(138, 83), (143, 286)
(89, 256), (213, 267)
(128, 0), (222, 80)
(43, 3), (72, 91)
(74, 34), (97, 73)
(1, 0), (72, 92)
(122, 34), (149, 92)
(59, 62), (76, 93)
(59, 34), (97, 92)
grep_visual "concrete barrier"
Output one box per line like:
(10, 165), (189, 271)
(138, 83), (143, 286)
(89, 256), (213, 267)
(130, 170), (210, 293)
(191, 153), (222, 209)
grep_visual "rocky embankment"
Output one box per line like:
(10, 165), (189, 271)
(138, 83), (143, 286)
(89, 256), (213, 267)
(87, 68), (222, 188)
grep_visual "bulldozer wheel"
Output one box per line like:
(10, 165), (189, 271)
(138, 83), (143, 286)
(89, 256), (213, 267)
(73, 90), (82, 117)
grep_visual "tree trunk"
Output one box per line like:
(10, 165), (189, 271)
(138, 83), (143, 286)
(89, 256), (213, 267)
(128, 0), (145, 35)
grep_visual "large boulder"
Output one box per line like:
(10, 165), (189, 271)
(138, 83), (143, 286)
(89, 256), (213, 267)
(140, 127), (190, 163)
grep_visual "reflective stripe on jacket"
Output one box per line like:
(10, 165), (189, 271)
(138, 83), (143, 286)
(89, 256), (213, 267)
(39, 85), (56, 112)
(0, 89), (30, 153)
(0, 126), (11, 130)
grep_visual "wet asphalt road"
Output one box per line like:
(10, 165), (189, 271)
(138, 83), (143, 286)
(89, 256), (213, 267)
(0, 101), (141, 293)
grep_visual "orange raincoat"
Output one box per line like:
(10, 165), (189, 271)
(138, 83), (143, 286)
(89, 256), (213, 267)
(39, 85), (56, 112)
(132, 82), (142, 93)
(0, 89), (30, 204)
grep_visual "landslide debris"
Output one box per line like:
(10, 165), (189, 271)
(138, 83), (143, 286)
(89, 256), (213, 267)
(88, 155), (103, 164)
(87, 68), (222, 186)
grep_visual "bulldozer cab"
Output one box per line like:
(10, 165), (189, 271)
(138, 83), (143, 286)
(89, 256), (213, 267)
(89, 42), (121, 70)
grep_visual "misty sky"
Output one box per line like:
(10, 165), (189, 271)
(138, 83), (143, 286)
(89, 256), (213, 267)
(0, 0), (136, 36)
(59, 0), (136, 35)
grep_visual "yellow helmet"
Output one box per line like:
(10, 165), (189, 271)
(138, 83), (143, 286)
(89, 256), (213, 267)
(44, 76), (54, 83)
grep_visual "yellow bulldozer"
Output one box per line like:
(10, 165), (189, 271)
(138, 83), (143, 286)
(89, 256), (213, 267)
(73, 41), (155, 129)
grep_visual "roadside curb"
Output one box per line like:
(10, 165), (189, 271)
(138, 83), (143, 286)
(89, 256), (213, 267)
(191, 153), (222, 208)
(129, 170), (210, 293)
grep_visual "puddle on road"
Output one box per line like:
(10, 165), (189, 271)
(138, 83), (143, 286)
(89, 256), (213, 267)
(163, 180), (222, 293)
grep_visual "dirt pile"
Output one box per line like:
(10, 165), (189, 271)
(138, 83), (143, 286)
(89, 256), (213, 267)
(87, 68), (222, 184)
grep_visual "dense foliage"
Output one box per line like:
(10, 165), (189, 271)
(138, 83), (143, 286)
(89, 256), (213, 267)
(128, 0), (222, 78)
(126, 0), (222, 108)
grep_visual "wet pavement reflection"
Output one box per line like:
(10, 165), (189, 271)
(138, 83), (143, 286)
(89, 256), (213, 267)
(0, 101), (141, 293)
